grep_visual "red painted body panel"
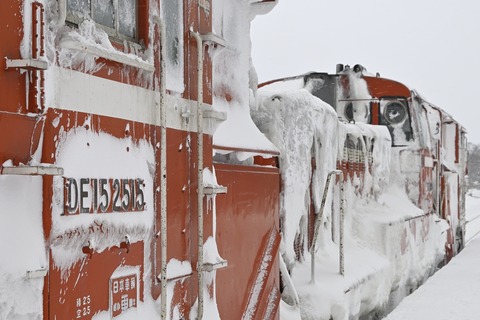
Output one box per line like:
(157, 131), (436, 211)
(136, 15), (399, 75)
(215, 164), (280, 320)
(48, 242), (145, 319)
(0, 112), (43, 165)
(39, 109), (155, 318)
(363, 76), (411, 98)
(0, 0), (28, 113)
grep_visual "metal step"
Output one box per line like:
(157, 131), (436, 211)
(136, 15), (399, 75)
(0, 165), (63, 176)
(201, 260), (228, 272)
(5, 58), (48, 70)
(203, 185), (227, 195)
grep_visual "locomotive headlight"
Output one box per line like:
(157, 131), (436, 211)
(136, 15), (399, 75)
(344, 102), (370, 123)
(383, 101), (407, 125)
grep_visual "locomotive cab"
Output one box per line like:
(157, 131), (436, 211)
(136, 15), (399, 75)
(304, 70), (415, 147)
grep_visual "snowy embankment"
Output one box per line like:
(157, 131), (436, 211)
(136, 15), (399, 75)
(465, 189), (480, 243)
(384, 190), (480, 320)
(384, 239), (480, 320)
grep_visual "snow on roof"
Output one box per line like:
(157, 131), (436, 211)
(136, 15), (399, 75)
(211, 0), (279, 155)
(249, 0), (279, 18)
(212, 98), (279, 154)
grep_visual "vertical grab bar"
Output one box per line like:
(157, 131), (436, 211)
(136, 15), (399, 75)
(310, 170), (344, 283)
(339, 172), (345, 276)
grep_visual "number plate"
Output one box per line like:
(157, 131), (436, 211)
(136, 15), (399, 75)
(64, 178), (146, 215)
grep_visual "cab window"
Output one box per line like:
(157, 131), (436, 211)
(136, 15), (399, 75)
(66, 0), (137, 42)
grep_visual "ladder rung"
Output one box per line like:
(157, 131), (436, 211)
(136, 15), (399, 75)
(201, 260), (228, 272)
(203, 109), (227, 121)
(203, 185), (227, 195)
(26, 268), (47, 279)
(161, 272), (193, 283)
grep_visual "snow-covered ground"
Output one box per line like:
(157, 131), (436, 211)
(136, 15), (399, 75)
(384, 189), (480, 320)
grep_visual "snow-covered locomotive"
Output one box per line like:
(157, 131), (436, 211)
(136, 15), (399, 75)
(0, 1), (467, 320)
(256, 65), (467, 318)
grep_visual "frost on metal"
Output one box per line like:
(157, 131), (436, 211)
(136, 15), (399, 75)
(254, 89), (338, 266)
(255, 73), (451, 319)
(243, 229), (277, 320)
(263, 287), (280, 320)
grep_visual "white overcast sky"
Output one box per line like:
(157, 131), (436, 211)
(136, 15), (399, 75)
(251, 0), (480, 144)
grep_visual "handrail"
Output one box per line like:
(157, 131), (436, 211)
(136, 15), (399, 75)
(310, 170), (344, 283)
(59, 38), (155, 72)
(339, 171), (345, 276)
(190, 29), (206, 320)
(153, 16), (168, 320)
(190, 29), (226, 319)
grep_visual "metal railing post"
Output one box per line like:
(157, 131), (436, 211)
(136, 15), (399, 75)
(310, 170), (344, 283)
(339, 172), (345, 276)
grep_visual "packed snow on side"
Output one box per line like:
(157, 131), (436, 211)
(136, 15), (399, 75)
(384, 236), (480, 320)
(0, 172), (46, 320)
